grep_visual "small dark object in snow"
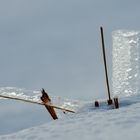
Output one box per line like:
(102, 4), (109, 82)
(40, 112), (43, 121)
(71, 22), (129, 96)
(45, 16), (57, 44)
(95, 101), (99, 107)
(114, 97), (119, 109)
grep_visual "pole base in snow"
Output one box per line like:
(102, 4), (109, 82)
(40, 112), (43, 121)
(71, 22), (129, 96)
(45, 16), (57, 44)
(107, 99), (113, 105)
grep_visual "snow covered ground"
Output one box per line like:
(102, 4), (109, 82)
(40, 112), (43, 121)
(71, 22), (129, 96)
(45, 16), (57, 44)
(0, 90), (140, 140)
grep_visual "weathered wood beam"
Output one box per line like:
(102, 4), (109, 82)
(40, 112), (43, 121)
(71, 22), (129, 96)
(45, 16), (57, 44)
(40, 89), (58, 120)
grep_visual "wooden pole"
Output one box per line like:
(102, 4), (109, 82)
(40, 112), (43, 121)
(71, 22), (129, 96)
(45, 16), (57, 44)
(100, 27), (112, 105)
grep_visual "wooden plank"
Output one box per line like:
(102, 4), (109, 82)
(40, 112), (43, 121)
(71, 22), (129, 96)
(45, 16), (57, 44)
(40, 89), (58, 120)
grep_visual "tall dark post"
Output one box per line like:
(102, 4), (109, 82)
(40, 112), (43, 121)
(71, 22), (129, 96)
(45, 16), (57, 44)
(100, 27), (112, 105)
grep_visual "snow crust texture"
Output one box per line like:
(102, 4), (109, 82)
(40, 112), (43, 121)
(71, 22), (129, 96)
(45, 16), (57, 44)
(112, 30), (140, 97)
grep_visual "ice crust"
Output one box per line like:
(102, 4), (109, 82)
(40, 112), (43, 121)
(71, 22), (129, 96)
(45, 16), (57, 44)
(112, 30), (140, 97)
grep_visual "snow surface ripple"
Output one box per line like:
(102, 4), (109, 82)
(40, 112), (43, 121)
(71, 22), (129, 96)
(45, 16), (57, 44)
(112, 30), (140, 97)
